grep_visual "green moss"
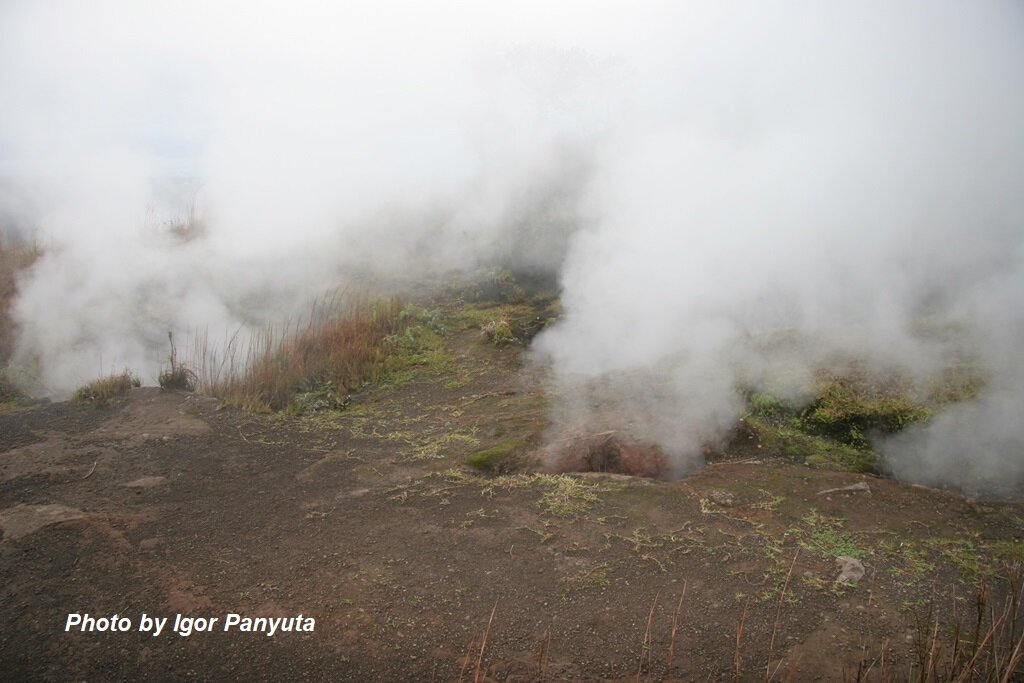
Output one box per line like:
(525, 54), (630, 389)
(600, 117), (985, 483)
(801, 375), (931, 446)
(467, 438), (524, 472)
(746, 415), (879, 473)
(742, 365), (942, 458)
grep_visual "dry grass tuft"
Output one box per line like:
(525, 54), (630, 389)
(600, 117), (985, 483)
(158, 331), (197, 391)
(195, 294), (405, 412)
(72, 370), (140, 406)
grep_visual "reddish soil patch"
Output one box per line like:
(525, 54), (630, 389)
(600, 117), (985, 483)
(550, 432), (670, 479)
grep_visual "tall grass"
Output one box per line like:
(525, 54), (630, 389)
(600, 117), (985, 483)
(847, 563), (1024, 682)
(447, 561), (1023, 682)
(194, 294), (405, 412)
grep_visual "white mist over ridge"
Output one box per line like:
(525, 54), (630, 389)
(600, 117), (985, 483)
(530, 2), (1024, 494)
(1, 1), (1022, 494)
(0, 0), (629, 392)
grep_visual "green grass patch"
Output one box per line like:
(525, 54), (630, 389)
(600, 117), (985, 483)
(380, 323), (462, 387)
(745, 415), (878, 472)
(740, 360), (979, 469)
(925, 538), (991, 579)
(988, 540), (1024, 563)
(798, 373), (931, 446)
(793, 510), (867, 559)
(445, 295), (559, 346)
(880, 540), (937, 582)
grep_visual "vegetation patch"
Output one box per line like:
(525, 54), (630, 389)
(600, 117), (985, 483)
(560, 563), (611, 592)
(797, 371), (931, 447)
(537, 475), (601, 518)
(924, 538), (990, 579)
(158, 332), (197, 391)
(407, 430), (480, 461)
(740, 358), (982, 473)
(987, 539), (1024, 563)
(197, 296), (405, 412)
(743, 415), (878, 473)
(72, 370), (141, 406)
(467, 438), (525, 473)
(792, 510), (867, 559)
(480, 319), (515, 347)
(447, 296), (558, 346)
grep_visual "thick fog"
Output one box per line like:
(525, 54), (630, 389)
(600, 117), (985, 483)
(1, 1), (1022, 494)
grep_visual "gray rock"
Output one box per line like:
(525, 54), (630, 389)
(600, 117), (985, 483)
(818, 481), (871, 496)
(835, 556), (865, 584)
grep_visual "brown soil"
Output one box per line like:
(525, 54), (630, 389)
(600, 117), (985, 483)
(1, 326), (1022, 681)
(549, 434), (670, 480)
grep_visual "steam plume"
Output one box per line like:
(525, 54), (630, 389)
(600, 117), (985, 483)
(1, 1), (1022, 495)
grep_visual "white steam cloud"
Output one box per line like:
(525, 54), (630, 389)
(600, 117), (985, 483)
(1, 1), (1022, 495)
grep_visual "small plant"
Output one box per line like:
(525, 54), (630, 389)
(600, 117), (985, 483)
(794, 509), (867, 559)
(537, 476), (600, 518)
(288, 375), (350, 415)
(158, 331), (197, 391)
(480, 319), (515, 347)
(72, 370), (140, 406)
(560, 563), (611, 592)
